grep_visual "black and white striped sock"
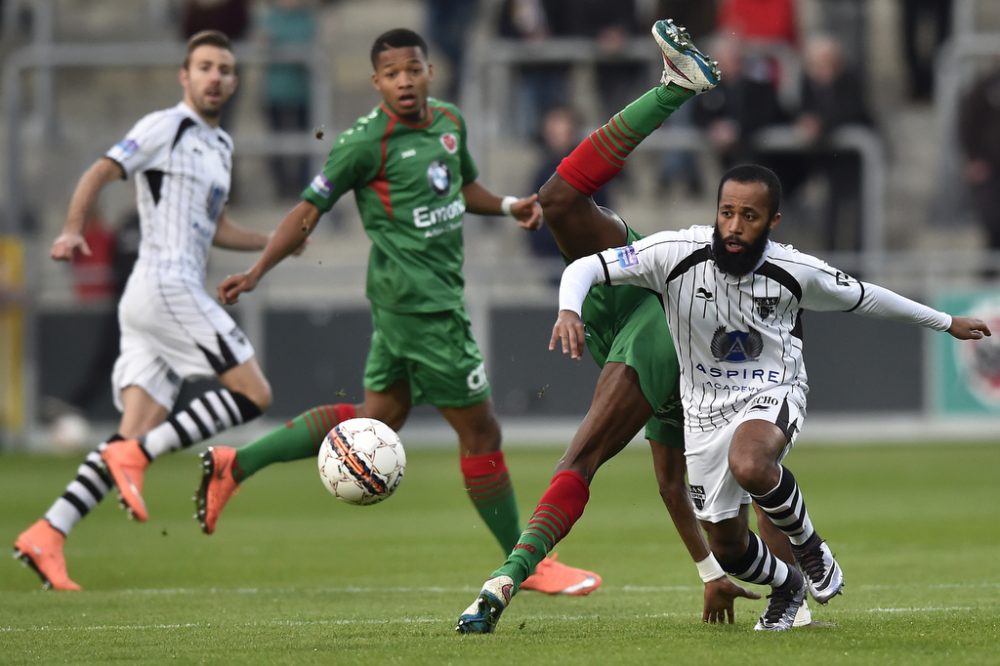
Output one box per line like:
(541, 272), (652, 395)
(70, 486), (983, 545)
(141, 389), (262, 460)
(752, 465), (816, 546)
(721, 530), (791, 587)
(44, 436), (121, 535)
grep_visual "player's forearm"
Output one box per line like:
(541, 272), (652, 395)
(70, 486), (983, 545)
(559, 256), (604, 314)
(853, 282), (951, 331)
(212, 216), (269, 251)
(461, 182), (504, 216)
(63, 159), (119, 234)
(248, 202), (318, 279)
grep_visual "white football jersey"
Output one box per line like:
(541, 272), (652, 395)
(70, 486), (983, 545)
(575, 225), (949, 432)
(105, 102), (232, 285)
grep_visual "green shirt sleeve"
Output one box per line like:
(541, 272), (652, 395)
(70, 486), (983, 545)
(301, 118), (382, 213)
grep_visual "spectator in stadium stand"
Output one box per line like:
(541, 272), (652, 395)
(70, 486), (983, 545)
(794, 33), (874, 252)
(958, 63), (1000, 276)
(691, 36), (790, 171)
(900, 0), (952, 102)
(257, 0), (317, 199)
(13, 31), (287, 592)
(206, 28), (602, 598)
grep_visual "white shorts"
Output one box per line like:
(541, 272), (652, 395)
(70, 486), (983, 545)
(684, 385), (806, 523)
(111, 270), (255, 411)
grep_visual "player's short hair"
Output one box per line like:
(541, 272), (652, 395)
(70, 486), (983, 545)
(184, 30), (234, 70)
(718, 164), (782, 219)
(370, 28), (428, 68)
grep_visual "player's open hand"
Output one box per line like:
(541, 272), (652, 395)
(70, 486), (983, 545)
(218, 271), (258, 305)
(511, 194), (542, 231)
(948, 316), (992, 340)
(50, 233), (91, 261)
(549, 309), (586, 360)
(703, 576), (761, 624)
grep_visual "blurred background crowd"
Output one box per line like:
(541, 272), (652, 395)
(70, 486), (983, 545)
(2, 0), (999, 446)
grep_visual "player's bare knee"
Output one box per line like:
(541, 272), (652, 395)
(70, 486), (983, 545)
(246, 380), (273, 412)
(727, 450), (775, 493)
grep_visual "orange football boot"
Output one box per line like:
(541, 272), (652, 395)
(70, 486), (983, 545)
(100, 439), (150, 522)
(13, 520), (81, 591)
(519, 553), (602, 596)
(195, 446), (239, 535)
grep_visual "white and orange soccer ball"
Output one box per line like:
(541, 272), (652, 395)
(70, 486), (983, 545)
(318, 418), (406, 505)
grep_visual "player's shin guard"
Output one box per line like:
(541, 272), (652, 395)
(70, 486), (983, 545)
(141, 389), (263, 460)
(43, 436), (121, 535)
(751, 466), (815, 546)
(497, 470), (590, 586)
(233, 403), (356, 482)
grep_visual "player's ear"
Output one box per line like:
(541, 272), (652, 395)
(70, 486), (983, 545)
(426, 62), (434, 81)
(371, 71), (379, 91)
(178, 66), (188, 88)
(769, 212), (781, 230)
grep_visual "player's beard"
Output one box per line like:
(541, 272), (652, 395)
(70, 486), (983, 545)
(711, 223), (771, 277)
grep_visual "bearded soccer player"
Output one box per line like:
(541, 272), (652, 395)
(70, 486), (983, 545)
(538, 163), (991, 631)
(208, 28), (599, 595)
(458, 20), (826, 633)
(14, 31), (286, 590)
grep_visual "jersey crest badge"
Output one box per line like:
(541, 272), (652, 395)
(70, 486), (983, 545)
(615, 245), (639, 269)
(427, 160), (452, 196)
(710, 326), (764, 362)
(754, 296), (780, 318)
(440, 132), (458, 154)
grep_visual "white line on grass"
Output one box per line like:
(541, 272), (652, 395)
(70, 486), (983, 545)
(0, 607), (983, 634)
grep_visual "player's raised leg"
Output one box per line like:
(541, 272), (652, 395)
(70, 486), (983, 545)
(541, 18), (719, 260)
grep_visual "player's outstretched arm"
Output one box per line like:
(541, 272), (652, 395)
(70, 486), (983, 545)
(51, 158), (123, 261)
(217, 200), (320, 305)
(948, 316), (992, 340)
(461, 182), (542, 230)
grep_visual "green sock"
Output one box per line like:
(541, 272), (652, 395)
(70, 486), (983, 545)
(461, 452), (521, 553)
(609, 83), (694, 139)
(492, 533), (548, 587)
(233, 404), (355, 482)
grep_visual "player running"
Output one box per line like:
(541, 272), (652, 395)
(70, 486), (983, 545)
(207, 28), (599, 595)
(14, 31), (288, 590)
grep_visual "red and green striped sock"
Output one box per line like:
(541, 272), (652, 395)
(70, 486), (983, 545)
(557, 83), (693, 195)
(493, 470), (590, 585)
(461, 451), (521, 553)
(232, 403), (356, 482)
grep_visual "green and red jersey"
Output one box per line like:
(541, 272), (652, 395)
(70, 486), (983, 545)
(302, 98), (478, 313)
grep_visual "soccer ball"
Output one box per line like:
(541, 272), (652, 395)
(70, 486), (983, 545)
(317, 417), (406, 505)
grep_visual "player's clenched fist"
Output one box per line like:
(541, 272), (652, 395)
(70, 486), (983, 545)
(218, 272), (258, 305)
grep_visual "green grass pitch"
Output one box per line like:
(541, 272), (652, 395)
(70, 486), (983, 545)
(2, 441), (998, 664)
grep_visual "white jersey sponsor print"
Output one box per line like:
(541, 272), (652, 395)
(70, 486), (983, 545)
(106, 102), (232, 285)
(594, 226), (866, 432)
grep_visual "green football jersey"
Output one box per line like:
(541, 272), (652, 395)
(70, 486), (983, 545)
(302, 99), (479, 313)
